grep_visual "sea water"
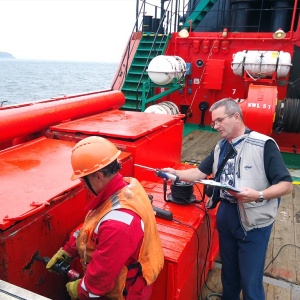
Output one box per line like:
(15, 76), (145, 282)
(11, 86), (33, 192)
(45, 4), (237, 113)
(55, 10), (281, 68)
(0, 59), (118, 106)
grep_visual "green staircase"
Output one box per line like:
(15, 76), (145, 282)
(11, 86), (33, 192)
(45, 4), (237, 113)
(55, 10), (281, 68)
(182, 0), (217, 31)
(121, 33), (171, 111)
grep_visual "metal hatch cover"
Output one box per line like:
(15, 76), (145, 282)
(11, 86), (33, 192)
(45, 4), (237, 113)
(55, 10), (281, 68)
(49, 110), (184, 140)
(0, 137), (78, 230)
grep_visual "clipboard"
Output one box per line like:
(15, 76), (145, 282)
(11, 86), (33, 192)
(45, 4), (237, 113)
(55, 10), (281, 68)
(198, 180), (241, 192)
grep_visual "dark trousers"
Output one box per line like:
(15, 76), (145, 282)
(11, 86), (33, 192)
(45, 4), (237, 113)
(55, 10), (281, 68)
(216, 201), (273, 300)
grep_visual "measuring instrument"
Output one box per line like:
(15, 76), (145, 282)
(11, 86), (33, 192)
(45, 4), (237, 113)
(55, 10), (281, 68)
(135, 164), (179, 182)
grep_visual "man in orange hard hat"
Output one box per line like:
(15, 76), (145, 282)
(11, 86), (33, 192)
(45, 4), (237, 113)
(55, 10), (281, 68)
(46, 136), (164, 300)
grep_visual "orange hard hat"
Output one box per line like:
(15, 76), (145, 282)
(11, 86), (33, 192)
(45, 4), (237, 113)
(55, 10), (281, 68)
(71, 136), (121, 180)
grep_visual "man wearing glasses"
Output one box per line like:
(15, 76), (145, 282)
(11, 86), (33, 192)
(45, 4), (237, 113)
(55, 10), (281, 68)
(163, 98), (293, 300)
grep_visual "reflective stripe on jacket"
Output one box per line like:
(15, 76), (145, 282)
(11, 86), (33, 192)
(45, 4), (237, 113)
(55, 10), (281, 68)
(76, 177), (164, 299)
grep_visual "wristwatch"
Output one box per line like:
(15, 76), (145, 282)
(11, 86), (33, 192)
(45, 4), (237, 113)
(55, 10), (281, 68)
(256, 191), (264, 203)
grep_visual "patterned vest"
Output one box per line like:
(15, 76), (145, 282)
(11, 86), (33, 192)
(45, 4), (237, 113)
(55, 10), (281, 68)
(213, 131), (279, 230)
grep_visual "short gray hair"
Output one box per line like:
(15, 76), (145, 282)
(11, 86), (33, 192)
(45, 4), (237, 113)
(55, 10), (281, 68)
(209, 98), (243, 118)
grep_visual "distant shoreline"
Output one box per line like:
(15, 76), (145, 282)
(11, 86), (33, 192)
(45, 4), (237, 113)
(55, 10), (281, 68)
(0, 52), (15, 59)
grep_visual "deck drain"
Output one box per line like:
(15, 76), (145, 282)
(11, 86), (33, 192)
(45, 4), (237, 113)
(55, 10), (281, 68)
(296, 211), (300, 223)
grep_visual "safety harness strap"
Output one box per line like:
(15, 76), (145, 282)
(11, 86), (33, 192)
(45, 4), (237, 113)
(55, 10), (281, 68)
(123, 262), (142, 296)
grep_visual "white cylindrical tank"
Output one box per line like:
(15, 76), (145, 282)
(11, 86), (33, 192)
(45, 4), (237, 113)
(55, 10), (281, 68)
(146, 55), (187, 85)
(231, 50), (292, 78)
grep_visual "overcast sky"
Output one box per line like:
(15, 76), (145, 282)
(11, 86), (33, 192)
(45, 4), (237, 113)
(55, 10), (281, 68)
(0, 0), (137, 62)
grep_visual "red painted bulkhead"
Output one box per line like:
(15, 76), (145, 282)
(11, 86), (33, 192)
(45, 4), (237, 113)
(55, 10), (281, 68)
(156, 31), (300, 153)
(164, 31), (293, 126)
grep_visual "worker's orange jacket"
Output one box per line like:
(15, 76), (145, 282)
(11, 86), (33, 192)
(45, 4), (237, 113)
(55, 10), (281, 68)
(76, 177), (164, 299)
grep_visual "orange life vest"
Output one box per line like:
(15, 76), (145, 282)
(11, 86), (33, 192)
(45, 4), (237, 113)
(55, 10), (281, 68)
(76, 177), (164, 299)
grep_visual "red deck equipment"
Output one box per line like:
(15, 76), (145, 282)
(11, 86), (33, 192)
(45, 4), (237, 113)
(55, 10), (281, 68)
(0, 109), (218, 300)
(0, 90), (125, 145)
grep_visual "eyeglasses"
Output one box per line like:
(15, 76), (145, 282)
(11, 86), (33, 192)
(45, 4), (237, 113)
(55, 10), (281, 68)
(211, 113), (236, 128)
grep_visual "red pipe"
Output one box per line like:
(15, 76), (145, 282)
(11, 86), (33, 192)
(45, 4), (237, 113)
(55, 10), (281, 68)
(0, 90), (125, 142)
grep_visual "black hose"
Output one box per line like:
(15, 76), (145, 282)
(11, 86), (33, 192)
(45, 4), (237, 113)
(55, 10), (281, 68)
(168, 182), (195, 203)
(274, 98), (300, 133)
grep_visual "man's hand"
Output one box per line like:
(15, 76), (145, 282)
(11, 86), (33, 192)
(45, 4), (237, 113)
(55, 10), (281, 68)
(229, 187), (258, 203)
(162, 167), (206, 182)
(66, 279), (80, 300)
(161, 167), (176, 174)
(46, 248), (72, 269)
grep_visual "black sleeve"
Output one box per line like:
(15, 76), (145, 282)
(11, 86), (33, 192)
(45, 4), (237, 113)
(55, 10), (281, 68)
(264, 140), (293, 184)
(197, 149), (214, 176)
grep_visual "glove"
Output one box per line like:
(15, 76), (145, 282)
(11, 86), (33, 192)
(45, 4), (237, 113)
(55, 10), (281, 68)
(66, 279), (80, 300)
(46, 248), (72, 269)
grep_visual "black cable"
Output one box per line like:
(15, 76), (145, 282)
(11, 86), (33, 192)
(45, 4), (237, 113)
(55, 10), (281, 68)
(190, 183), (215, 300)
(287, 76), (300, 99)
(275, 98), (300, 133)
(201, 213), (213, 299)
(173, 218), (201, 297)
(168, 182), (204, 204)
(169, 182), (194, 202)
(166, 183), (218, 299)
(203, 242), (300, 298)
(206, 293), (222, 299)
(198, 210), (212, 300)
(264, 243), (300, 272)
(193, 182), (204, 201)
(204, 281), (220, 295)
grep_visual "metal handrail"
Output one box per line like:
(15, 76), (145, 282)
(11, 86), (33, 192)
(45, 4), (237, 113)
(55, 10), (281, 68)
(134, 0), (185, 110)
